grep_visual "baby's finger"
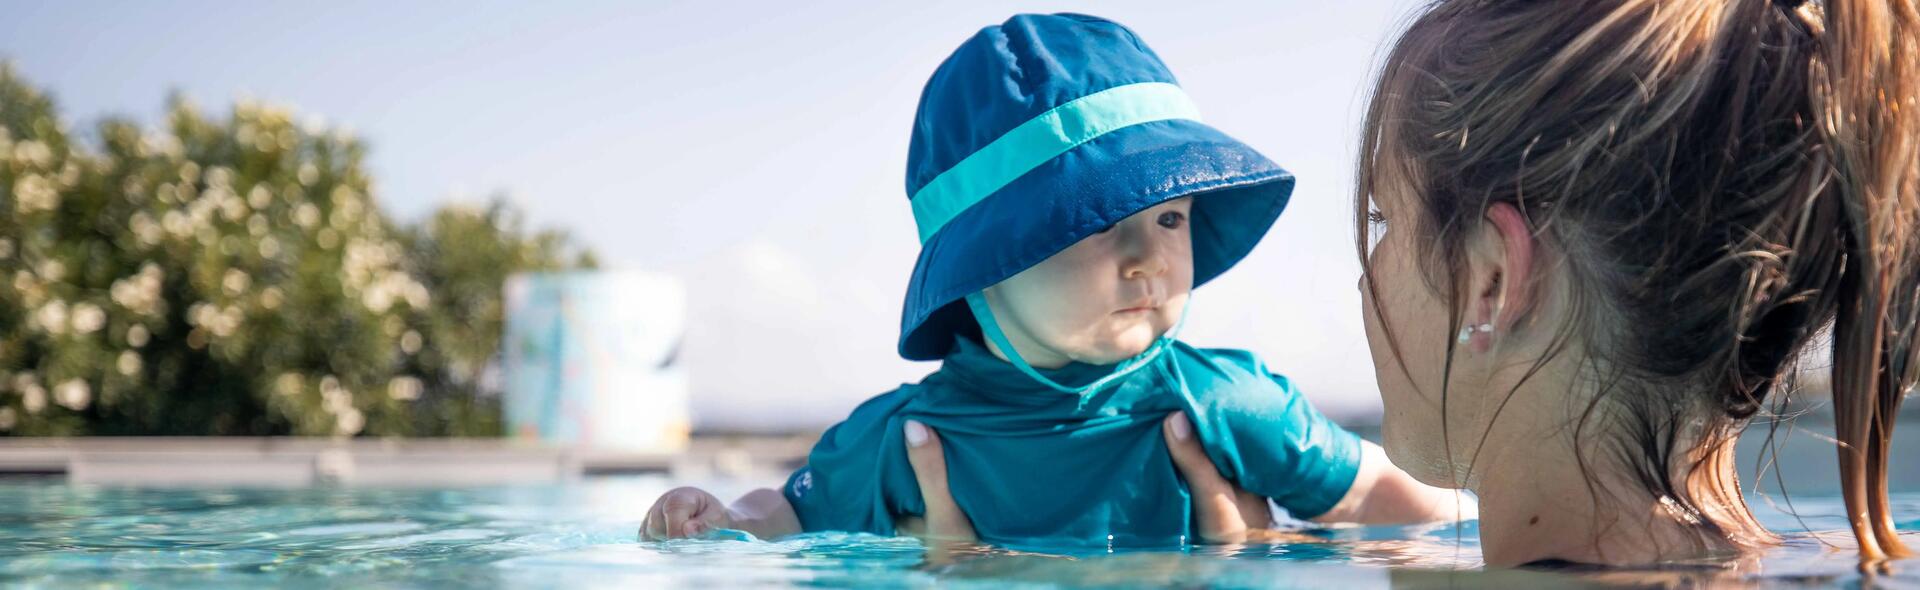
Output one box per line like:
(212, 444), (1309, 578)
(1162, 412), (1249, 544)
(641, 498), (670, 541)
(903, 419), (977, 541)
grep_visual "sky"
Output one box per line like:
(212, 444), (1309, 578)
(3, 0), (1423, 430)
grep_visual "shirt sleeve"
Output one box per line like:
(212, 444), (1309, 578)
(1185, 350), (1364, 520)
(781, 388), (920, 535)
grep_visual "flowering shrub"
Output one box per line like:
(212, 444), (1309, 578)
(0, 63), (594, 436)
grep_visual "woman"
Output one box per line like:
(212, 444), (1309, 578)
(907, 0), (1917, 568)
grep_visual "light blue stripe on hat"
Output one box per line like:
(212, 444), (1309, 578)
(909, 82), (1202, 243)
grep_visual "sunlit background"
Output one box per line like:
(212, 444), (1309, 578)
(2, 1), (1422, 434)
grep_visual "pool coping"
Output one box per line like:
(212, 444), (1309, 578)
(0, 435), (815, 486)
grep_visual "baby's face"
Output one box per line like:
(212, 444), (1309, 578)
(982, 197), (1194, 368)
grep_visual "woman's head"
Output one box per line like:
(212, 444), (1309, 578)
(1357, 0), (1917, 561)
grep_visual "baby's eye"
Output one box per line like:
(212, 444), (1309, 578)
(1367, 208), (1388, 226)
(1156, 211), (1186, 229)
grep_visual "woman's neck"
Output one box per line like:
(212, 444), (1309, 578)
(1467, 383), (1769, 567)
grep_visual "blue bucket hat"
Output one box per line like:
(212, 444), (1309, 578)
(899, 13), (1295, 362)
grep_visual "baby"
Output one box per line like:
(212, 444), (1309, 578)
(642, 13), (1466, 547)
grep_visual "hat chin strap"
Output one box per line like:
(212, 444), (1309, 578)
(964, 292), (1187, 395)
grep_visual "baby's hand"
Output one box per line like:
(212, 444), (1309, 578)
(641, 486), (735, 540)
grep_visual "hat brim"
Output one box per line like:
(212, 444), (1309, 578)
(898, 119), (1295, 360)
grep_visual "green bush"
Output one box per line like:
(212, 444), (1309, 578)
(0, 63), (594, 436)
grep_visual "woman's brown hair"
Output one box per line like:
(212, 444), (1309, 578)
(1356, 0), (1917, 561)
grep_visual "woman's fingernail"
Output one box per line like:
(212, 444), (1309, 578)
(905, 420), (929, 447)
(1169, 412), (1192, 441)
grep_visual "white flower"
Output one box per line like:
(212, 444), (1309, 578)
(187, 302), (213, 327)
(209, 305), (243, 338)
(363, 284), (393, 313)
(317, 229), (339, 250)
(117, 351), (142, 376)
(70, 303), (105, 334)
(400, 330), (423, 355)
(222, 269), (251, 296)
(247, 185), (274, 210)
(258, 236), (281, 259)
(297, 162), (320, 186)
(388, 377), (422, 401)
(53, 379), (89, 411)
(405, 282), (430, 309)
(129, 213), (163, 247)
(21, 382), (46, 414)
(0, 238), (12, 260)
(126, 324), (150, 348)
(319, 376), (350, 411)
(13, 140), (53, 168)
(36, 259), (64, 282)
(110, 264), (165, 317)
(35, 300), (68, 335)
(13, 172), (59, 214)
(259, 286), (284, 310)
(335, 407), (364, 436)
(0, 407), (15, 431)
(234, 124), (257, 148)
(58, 161), (80, 188)
(220, 191), (249, 222)
(143, 132), (184, 159)
(204, 166), (233, 189)
(294, 203), (320, 229)
(162, 210), (192, 238)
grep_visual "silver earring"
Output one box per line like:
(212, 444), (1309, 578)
(1457, 323), (1495, 343)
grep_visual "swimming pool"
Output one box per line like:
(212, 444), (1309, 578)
(0, 476), (1912, 588)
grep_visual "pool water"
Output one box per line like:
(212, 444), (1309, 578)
(0, 476), (1914, 588)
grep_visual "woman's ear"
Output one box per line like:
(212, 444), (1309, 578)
(1464, 202), (1536, 352)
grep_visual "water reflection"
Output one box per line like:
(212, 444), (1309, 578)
(0, 478), (1913, 588)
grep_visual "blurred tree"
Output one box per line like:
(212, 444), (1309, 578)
(0, 62), (594, 436)
(396, 201), (597, 436)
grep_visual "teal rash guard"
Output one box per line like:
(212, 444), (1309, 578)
(781, 336), (1365, 548)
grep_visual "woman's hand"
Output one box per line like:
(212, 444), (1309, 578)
(895, 412), (1290, 546)
(894, 419), (979, 542)
(1160, 412), (1285, 543)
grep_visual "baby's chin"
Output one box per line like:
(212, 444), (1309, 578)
(1069, 324), (1167, 365)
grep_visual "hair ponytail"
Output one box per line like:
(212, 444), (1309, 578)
(1816, 0), (1919, 563)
